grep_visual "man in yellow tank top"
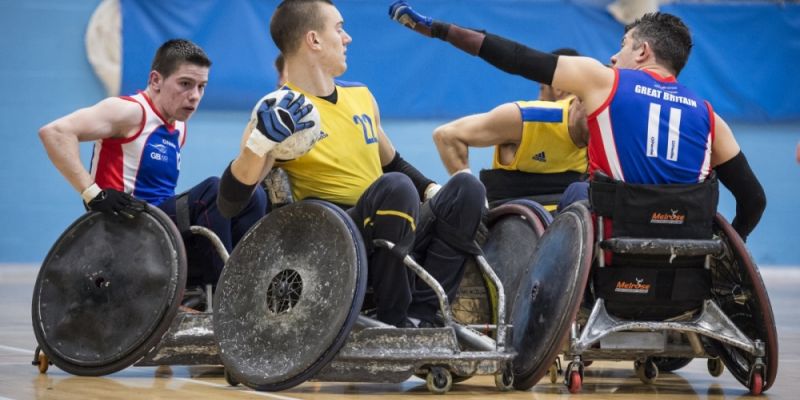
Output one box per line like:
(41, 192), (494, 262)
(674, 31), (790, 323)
(433, 49), (589, 210)
(218, 0), (486, 328)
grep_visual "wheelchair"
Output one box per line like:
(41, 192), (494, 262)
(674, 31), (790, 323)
(533, 176), (778, 395)
(31, 205), (227, 375)
(213, 198), (529, 394)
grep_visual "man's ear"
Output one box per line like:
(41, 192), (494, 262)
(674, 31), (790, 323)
(148, 70), (162, 92)
(636, 41), (651, 63)
(307, 31), (321, 49)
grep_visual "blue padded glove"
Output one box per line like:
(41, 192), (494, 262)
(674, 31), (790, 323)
(389, 1), (432, 30)
(256, 91), (315, 143)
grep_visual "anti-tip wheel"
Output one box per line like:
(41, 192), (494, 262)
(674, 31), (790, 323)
(635, 359), (659, 384)
(749, 372), (763, 396)
(708, 358), (724, 377)
(426, 366), (453, 394)
(495, 367), (514, 391)
(567, 370), (582, 394)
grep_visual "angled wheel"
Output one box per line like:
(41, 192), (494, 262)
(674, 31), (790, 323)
(453, 201), (549, 327)
(709, 214), (778, 392)
(215, 201), (367, 391)
(510, 202), (593, 390)
(31, 207), (186, 376)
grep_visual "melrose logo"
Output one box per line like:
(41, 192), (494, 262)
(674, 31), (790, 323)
(650, 209), (685, 225)
(615, 278), (651, 294)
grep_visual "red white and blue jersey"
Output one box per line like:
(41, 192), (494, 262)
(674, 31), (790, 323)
(587, 68), (714, 184)
(89, 92), (186, 206)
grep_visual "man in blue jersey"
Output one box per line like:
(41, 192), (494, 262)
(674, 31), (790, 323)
(389, 2), (765, 241)
(39, 39), (266, 296)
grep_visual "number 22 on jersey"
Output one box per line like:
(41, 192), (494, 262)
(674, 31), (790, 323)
(353, 114), (378, 144)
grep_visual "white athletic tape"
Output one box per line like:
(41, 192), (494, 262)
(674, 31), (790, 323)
(80, 183), (102, 204)
(245, 128), (277, 158)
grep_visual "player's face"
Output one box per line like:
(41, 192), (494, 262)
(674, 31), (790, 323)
(153, 63), (209, 123)
(610, 30), (639, 70)
(317, 3), (352, 77)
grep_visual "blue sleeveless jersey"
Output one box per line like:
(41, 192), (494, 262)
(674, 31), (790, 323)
(90, 92), (185, 205)
(587, 69), (714, 184)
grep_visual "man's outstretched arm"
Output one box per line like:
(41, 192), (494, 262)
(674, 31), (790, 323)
(388, 1), (612, 105)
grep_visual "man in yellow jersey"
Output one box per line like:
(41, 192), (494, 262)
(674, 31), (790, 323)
(432, 49), (589, 210)
(218, 0), (486, 328)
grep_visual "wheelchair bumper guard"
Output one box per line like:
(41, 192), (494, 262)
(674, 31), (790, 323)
(569, 298), (765, 359)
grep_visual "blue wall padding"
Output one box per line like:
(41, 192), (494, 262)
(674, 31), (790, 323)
(121, 0), (800, 122)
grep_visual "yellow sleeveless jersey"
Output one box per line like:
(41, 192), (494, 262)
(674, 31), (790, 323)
(492, 97), (587, 174)
(277, 81), (383, 206)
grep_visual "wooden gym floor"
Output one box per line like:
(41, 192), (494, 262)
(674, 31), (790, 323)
(1, 264), (797, 399)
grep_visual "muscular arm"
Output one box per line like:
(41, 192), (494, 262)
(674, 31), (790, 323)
(38, 97), (142, 194)
(432, 102), (522, 174)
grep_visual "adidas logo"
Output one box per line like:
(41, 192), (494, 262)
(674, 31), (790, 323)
(532, 151), (547, 162)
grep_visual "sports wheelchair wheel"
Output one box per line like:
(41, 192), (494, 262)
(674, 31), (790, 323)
(215, 200), (367, 391)
(511, 201), (593, 390)
(708, 214), (778, 392)
(452, 201), (547, 326)
(31, 207), (187, 376)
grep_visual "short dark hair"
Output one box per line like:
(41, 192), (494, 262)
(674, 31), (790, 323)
(150, 39), (211, 78)
(270, 0), (334, 55)
(552, 48), (580, 57)
(625, 12), (692, 76)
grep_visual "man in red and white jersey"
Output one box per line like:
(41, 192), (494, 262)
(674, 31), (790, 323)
(390, 2), (766, 241)
(39, 39), (265, 289)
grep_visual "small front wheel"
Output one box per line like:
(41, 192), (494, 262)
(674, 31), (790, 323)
(568, 370), (582, 394)
(33, 346), (49, 374)
(495, 367), (514, 391)
(635, 358), (658, 384)
(707, 357), (724, 377)
(749, 372), (763, 396)
(426, 366), (453, 394)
